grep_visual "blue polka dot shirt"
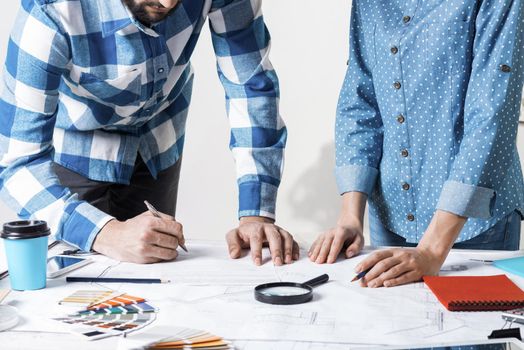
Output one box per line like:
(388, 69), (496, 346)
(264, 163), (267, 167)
(335, 0), (524, 243)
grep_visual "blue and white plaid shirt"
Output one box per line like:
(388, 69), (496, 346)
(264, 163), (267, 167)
(336, 0), (524, 243)
(0, 0), (285, 251)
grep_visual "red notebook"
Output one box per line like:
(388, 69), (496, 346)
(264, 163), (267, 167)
(423, 275), (524, 311)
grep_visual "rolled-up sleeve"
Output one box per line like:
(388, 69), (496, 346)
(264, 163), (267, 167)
(437, 0), (524, 219)
(209, 0), (285, 219)
(335, 2), (383, 197)
(0, 1), (113, 251)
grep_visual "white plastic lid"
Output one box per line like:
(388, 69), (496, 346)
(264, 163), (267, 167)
(0, 305), (18, 332)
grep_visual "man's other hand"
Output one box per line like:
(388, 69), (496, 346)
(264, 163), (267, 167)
(226, 217), (299, 266)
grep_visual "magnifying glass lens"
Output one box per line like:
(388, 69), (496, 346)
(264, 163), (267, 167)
(259, 286), (310, 297)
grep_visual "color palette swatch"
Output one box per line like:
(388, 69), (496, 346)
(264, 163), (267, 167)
(87, 294), (145, 310)
(58, 290), (120, 307)
(78, 302), (156, 315)
(54, 290), (157, 340)
(53, 312), (156, 341)
(148, 327), (233, 349)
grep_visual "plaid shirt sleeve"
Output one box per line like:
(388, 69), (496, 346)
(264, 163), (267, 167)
(0, 0), (113, 251)
(209, 0), (286, 220)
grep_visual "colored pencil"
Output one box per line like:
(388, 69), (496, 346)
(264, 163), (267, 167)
(351, 268), (371, 282)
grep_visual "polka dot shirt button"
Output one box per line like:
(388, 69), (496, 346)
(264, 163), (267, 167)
(500, 64), (512, 73)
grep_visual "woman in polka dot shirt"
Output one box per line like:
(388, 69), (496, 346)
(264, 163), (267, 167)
(309, 0), (524, 287)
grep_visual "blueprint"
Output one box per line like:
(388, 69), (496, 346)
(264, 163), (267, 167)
(108, 242), (523, 347)
(2, 240), (524, 348)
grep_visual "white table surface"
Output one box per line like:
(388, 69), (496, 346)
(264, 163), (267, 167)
(1, 239), (524, 350)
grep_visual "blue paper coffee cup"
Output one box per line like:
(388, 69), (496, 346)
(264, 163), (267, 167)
(1, 220), (51, 291)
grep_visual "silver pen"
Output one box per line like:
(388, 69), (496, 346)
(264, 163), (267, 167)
(469, 258), (493, 264)
(144, 200), (188, 252)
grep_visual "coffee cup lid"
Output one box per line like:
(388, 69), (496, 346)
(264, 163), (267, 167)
(1, 220), (51, 240)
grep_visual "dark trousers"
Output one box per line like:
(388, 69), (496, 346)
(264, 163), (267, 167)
(370, 210), (521, 250)
(53, 157), (182, 221)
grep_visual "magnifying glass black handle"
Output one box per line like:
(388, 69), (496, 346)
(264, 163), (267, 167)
(303, 274), (329, 288)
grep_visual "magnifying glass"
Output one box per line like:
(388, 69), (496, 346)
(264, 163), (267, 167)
(254, 274), (329, 305)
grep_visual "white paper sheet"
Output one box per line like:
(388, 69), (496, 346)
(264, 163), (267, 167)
(97, 241), (280, 286)
(1, 240), (524, 349)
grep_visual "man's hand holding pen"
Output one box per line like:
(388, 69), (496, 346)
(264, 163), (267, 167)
(92, 203), (186, 264)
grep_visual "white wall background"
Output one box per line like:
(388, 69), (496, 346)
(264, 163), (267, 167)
(0, 1), (522, 246)
(179, 1), (349, 241)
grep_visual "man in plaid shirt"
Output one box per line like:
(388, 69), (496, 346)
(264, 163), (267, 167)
(0, 0), (298, 265)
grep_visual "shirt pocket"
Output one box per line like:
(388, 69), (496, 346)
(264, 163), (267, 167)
(78, 69), (142, 107)
(425, 19), (474, 74)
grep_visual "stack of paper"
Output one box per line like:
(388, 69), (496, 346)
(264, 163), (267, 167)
(54, 290), (158, 341)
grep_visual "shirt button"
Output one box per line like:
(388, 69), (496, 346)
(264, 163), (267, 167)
(158, 68), (165, 73)
(401, 149), (409, 157)
(390, 46), (398, 55)
(397, 115), (405, 123)
(500, 64), (511, 73)
(407, 214), (415, 221)
(145, 109), (151, 114)
(393, 81), (402, 89)
(403, 15), (411, 24)
(402, 183), (411, 191)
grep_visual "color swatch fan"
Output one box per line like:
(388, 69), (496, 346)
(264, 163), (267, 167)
(53, 312), (157, 340)
(54, 290), (158, 340)
(87, 293), (145, 310)
(119, 326), (234, 350)
(78, 302), (156, 315)
(149, 328), (233, 349)
(58, 290), (120, 307)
